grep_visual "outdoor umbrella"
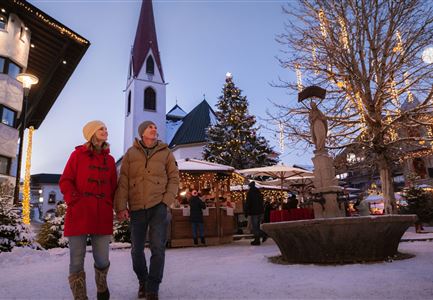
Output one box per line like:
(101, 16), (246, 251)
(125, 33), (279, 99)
(238, 165), (313, 191)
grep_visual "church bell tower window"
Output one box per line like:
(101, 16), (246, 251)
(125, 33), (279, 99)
(146, 55), (154, 75)
(144, 87), (156, 111)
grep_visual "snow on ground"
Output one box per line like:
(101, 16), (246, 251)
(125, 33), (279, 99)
(1, 231), (433, 299)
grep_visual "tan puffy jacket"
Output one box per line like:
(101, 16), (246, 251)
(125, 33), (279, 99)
(114, 139), (179, 212)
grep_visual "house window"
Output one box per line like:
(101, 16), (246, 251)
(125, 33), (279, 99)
(7, 61), (21, 79)
(0, 12), (7, 30)
(1, 105), (16, 127)
(127, 91), (131, 115)
(146, 55), (154, 74)
(0, 57), (5, 73)
(0, 155), (11, 175)
(144, 87), (156, 111)
(428, 168), (433, 178)
(48, 191), (56, 204)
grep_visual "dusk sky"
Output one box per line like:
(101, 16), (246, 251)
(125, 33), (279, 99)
(26, 0), (312, 175)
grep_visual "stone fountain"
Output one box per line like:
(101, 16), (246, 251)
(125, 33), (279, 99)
(262, 86), (416, 264)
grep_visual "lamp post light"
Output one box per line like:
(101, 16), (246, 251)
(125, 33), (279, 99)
(13, 73), (38, 206)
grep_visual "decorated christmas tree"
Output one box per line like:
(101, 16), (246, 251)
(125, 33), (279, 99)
(0, 182), (40, 252)
(113, 219), (131, 243)
(401, 186), (433, 226)
(203, 73), (278, 169)
(36, 203), (68, 249)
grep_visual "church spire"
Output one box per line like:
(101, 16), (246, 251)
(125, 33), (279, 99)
(132, 0), (164, 81)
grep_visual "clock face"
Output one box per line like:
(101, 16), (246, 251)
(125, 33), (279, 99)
(422, 46), (433, 64)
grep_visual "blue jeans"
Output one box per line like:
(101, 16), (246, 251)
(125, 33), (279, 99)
(191, 222), (204, 239)
(130, 202), (168, 293)
(68, 234), (111, 274)
(250, 214), (265, 240)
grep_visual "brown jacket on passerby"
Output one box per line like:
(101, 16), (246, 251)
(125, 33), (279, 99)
(114, 138), (179, 212)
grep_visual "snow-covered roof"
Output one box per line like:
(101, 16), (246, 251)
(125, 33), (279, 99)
(177, 158), (234, 172)
(230, 183), (290, 191)
(166, 119), (183, 145)
(167, 104), (187, 118)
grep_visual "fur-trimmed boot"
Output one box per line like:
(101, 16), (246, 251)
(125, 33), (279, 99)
(68, 271), (88, 300)
(95, 264), (110, 300)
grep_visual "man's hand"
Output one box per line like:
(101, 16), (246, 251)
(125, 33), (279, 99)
(116, 210), (129, 222)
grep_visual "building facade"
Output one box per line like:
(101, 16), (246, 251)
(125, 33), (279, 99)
(0, 9), (28, 185)
(0, 1), (89, 196)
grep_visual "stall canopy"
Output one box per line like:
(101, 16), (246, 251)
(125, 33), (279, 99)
(177, 158), (234, 172)
(238, 164), (313, 190)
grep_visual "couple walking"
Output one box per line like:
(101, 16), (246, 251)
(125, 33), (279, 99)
(60, 120), (179, 300)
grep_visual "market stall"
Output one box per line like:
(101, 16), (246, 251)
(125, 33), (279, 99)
(169, 158), (236, 247)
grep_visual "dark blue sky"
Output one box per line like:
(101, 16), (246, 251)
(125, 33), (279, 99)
(26, 0), (311, 174)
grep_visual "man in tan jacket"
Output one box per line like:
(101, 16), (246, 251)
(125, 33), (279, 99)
(115, 120), (179, 300)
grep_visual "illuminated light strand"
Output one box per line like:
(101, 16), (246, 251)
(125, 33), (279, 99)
(318, 9), (327, 38)
(355, 93), (367, 139)
(22, 126), (34, 225)
(385, 112), (397, 142)
(312, 47), (319, 74)
(12, 0), (88, 44)
(279, 121), (285, 152)
(404, 72), (414, 103)
(402, 148), (433, 160)
(390, 79), (400, 106)
(295, 64), (303, 92)
(427, 127), (433, 148)
(338, 17), (350, 52)
(393, 31), (403, 53)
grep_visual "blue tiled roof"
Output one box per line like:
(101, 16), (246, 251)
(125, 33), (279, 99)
(169, 100), (216, 147)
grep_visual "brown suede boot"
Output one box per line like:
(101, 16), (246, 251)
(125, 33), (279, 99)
(95, 264), (110, 300)
(138, 282), (146, 299)
(68, 271), (88, 300)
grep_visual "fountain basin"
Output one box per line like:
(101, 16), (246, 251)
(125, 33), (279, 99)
(262, 215), (416, 264)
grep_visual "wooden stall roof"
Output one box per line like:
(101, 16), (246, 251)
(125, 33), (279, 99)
(3, 0), (90, 129)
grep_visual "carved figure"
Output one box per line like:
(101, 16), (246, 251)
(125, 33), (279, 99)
(309, 101), (328, 152)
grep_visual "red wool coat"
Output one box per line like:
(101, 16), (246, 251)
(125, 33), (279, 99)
(60, 144), (117, 236)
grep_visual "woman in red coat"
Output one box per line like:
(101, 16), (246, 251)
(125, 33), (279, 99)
(60, 120), (117, 300)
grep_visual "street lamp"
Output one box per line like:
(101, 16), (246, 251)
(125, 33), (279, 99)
(13, 73), (39, 206)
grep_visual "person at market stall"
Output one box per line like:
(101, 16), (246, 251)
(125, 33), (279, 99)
(114, 120), (179, 300)
(189, 189), (207, 245)
(60, 120), (117, 300)
(244, 181), (267, 245)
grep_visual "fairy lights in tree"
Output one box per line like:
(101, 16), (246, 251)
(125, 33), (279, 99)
(318, 9), (327, 38)
(404, 72), (414, 103)
(295, 64), (303, 92)
(279, 121), (285, 152)
(393, 30), (403, 53)
(338, 17), (350, 51)
(312, 47), (319, 74)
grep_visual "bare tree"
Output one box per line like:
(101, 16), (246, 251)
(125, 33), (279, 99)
(270, 0), (433, 214)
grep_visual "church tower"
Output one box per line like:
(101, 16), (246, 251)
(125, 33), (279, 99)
(124, 0), (166, 152)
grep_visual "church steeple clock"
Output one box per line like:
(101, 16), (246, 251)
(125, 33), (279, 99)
(124, 0), (166, 152)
